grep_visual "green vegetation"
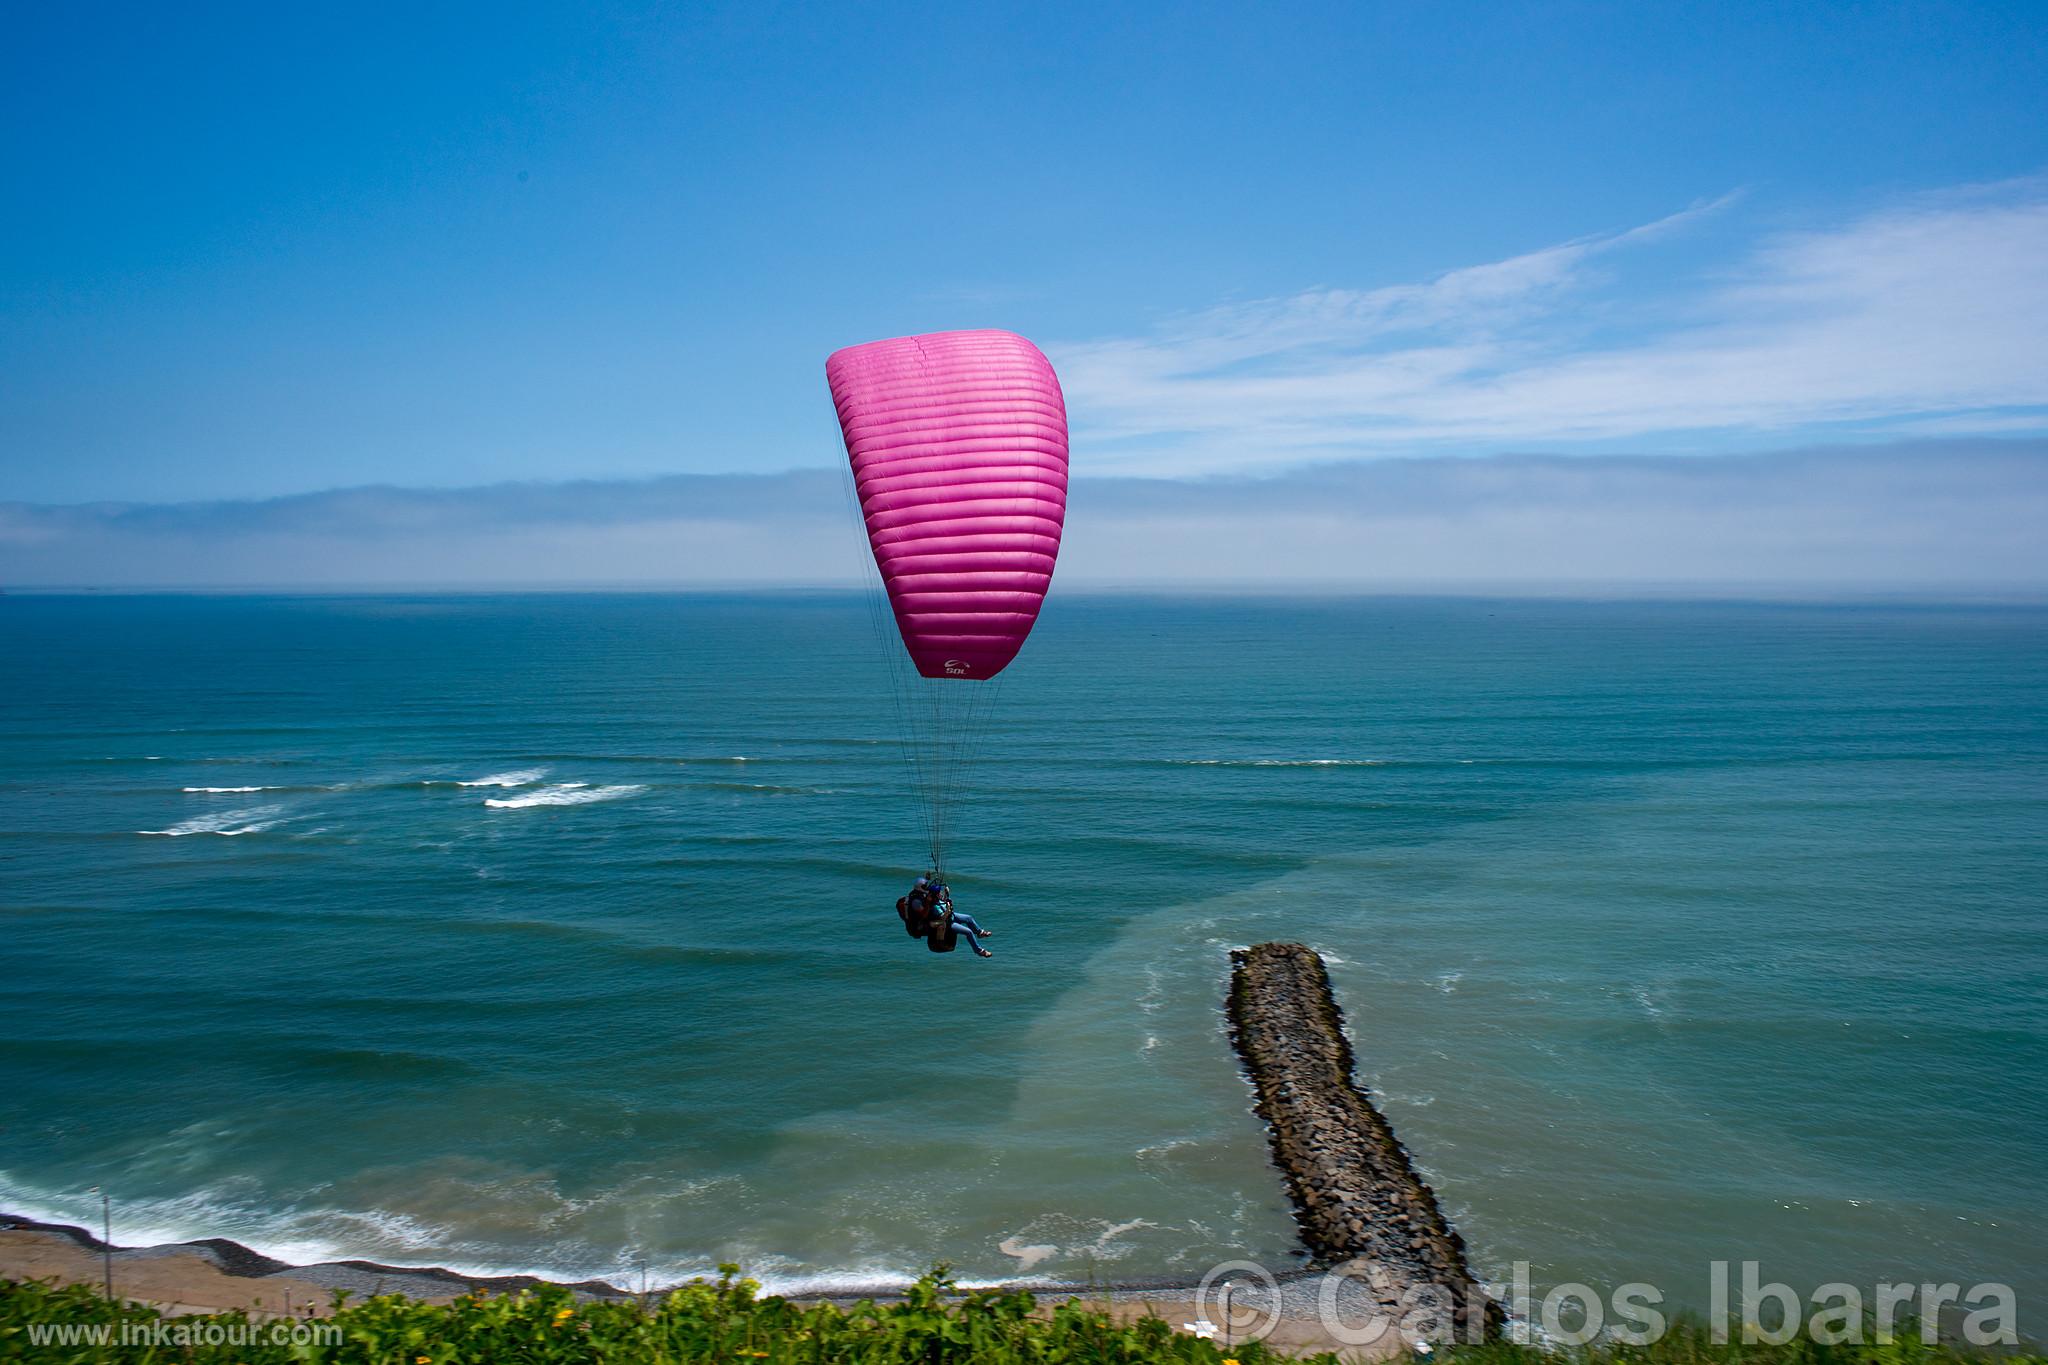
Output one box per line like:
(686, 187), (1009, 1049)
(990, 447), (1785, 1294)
(4, 1268), (1250, 1364)
(1, 1268), (2038, 1364)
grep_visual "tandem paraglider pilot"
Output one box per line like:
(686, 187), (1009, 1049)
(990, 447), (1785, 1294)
(897, 873), (996, 959)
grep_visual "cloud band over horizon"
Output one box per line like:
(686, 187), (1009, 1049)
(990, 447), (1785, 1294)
(4, 440), (2043, 593)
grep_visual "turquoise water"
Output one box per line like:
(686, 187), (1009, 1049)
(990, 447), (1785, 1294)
(1, 593), (2043, 1314)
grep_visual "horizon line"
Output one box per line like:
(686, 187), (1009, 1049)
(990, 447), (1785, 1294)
(8, 581), (2047, 605)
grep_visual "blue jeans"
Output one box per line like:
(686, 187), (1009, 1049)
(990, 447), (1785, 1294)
(948, 912), (987, 947)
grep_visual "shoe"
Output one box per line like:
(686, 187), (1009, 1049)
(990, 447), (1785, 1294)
(977, 929), (994, 938)
(973, 945), (994, 958)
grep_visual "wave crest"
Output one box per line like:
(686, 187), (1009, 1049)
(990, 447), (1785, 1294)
(455, 769), (546, 788)
(484, 784), (645, 809)
(1169, 758), (1385, 767)
(140, 805), (284, 836)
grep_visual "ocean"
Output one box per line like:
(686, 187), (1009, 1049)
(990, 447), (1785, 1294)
(1, 592), (2043, 1315)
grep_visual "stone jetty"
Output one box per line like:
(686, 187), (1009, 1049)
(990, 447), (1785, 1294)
(1227, 942), (1500, 1340)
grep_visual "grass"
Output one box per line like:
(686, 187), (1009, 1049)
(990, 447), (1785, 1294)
(1, 1267), (2038, 1364)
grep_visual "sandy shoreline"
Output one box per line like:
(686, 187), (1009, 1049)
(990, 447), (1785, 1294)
(1, 1212), (1418, 1358)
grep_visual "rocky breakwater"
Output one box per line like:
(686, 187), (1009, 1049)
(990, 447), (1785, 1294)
(1227, 942), (1500, 1341)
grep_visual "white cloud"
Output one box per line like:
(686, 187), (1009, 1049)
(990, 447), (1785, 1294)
(1052, 180), (2048, 471)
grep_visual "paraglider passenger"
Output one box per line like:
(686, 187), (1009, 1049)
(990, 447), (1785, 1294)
(936, 898), (994, 958)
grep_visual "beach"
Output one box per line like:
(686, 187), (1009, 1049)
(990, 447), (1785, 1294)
(1, 1214), (1435, 1358)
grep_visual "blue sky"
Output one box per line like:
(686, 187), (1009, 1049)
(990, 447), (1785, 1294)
(5, 1), (2046, 507)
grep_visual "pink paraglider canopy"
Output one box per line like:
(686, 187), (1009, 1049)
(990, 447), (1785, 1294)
(828, 329), (1069, 680)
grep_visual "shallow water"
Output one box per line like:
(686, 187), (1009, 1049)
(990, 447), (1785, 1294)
(1, 593), (2042, 1313)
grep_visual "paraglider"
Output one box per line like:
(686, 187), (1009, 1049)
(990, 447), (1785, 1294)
(827, 329), (1068, 952)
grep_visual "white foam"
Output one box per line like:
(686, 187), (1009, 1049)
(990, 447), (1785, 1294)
(1135, 1137), (1193, 1160)
(1093, 1218), (1152, 1249)
(456, 769), (545, 788)
(1170, 758), (1384, 767)
(140, 806), (284, 837)
(183, 786), (268, 794)
(1258, 758), (1381, 766)
(736, 1264), (930, 1295)
(0, 1170), (928, 1293)
(1134, 965), (1167, 1015)
(0, 1172), (462, 1275)
(485, 783), (645, 809)
(998, 1236), (1058, 1272)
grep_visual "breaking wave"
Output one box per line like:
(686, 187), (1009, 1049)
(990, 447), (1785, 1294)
(1165, 758), (1385, 767)
(140, 806), (284, 837)
(484, 784), (645, 809)
(455, 769), (546, 788)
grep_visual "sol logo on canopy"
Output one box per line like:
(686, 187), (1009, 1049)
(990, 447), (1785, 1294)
(943, 659), (972, 676)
